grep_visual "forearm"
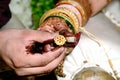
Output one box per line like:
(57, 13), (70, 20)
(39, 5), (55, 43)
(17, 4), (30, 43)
(89, 0), (111, 16)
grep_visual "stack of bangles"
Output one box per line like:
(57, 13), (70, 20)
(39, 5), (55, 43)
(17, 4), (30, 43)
(40, 0), (92, 34)
(35, 0), (113, 78)
(38, 0), (92, 77)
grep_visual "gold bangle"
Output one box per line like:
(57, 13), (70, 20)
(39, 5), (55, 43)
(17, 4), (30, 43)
(56, 7), (79, 33)
(46, 13), (75, 33)
(56, 0), (92, 26)
(40, 8), (79, 33)
(56, 0), (86, 25)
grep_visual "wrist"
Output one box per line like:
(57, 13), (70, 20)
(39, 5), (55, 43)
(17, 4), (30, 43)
(40, 0), (92, 33)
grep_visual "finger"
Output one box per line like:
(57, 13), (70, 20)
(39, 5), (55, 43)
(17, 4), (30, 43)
(15, 49), (66, 76)
(44, 44), (51, 52)
(27, 30), (59, 42)
(38, 25), (55, 33)
(25, 47), (66, 67)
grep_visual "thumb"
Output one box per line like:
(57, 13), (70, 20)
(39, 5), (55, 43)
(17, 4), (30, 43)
(29, 30), (59, 42)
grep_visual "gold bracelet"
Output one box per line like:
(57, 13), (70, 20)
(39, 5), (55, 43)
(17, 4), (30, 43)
(56, 1), (86, 26)
(46, 13), (75, 33)
(56, 0), (92, 26)
(40, 7), (79, 33)
(56, 7), (79, 33)
(40, 0), (92, 33)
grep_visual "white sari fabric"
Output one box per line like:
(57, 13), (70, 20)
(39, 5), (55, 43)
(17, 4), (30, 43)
(57, 0), (120, 80)
(103, 0), (120, 29)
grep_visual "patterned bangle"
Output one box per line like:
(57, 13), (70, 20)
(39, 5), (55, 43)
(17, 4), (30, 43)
(56, 0), (92, 26)
(46, 13), (75, 33)
(40, 7), (79, 33)
(56, 7), (79, 33)
(40, 0), (92, 33)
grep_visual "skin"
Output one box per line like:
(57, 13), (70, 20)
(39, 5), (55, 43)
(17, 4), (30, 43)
(89, 0), (111, 16)
(0, 29), (66, 76)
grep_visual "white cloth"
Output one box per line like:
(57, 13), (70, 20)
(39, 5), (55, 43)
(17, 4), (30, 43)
(103, 0), (120, 28)
(57, 1), (120, 80)
(2, 0), (32, 29)
(1, 13), (25, 30)
(9, 0), (32, 28)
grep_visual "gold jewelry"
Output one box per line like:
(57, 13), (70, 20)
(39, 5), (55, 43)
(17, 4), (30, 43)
(40, 7), (79, 33)
(46, 12), (75, 33)
(54, 35), (66, 46)
(56, 7), (79, 33)
(56, 0), (92, 26)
